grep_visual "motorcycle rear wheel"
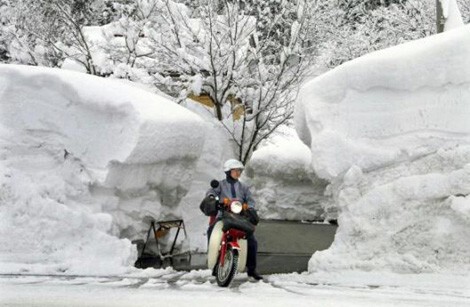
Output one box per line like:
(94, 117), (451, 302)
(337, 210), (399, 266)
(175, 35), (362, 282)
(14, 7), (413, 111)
(216, 247), (238, 287)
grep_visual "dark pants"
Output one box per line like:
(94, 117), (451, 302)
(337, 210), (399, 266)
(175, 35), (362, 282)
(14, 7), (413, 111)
(207, 224), (258, 273)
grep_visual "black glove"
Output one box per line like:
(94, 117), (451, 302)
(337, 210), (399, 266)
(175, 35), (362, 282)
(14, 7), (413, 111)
(245, 208), (260, 226)
(199, 195), (218, 216)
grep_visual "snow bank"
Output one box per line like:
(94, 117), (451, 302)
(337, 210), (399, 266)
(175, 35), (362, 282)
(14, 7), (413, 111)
(0, 64), (207, 275)
(296, 26), (470, 274)
(245, 127), (332, 220)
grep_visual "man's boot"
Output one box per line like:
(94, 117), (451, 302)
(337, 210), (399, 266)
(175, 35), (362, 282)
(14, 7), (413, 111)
(247, 269), (263, 281)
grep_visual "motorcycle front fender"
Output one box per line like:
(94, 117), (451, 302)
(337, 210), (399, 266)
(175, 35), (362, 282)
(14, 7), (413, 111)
(207, 221), (224, 270)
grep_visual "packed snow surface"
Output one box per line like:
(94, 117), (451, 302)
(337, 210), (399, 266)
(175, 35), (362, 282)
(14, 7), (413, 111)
(296, 26), (470, 274)
(1, 270), (470, 307)
(0, 64), (207, 275)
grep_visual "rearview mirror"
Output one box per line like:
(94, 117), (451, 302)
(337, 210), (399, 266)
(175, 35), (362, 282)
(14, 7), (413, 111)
(210, 180), (219, 188)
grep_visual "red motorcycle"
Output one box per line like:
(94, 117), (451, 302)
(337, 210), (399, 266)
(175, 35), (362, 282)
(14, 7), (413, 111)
(201, 181), (255, 287)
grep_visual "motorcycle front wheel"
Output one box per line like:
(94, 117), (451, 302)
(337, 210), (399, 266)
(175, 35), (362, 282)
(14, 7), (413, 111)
(216, 247), (238, 287)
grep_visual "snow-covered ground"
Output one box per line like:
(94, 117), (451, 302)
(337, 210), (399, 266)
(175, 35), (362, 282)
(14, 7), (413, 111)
(1, 270), (469, 307)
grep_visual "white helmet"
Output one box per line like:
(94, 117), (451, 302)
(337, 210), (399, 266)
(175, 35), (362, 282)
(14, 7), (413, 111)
(223, 159), (244, 172)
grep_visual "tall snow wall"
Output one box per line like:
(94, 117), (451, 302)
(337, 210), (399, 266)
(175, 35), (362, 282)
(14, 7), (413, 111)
(296, 26), (470, 274)
(0, 65), (207, 275)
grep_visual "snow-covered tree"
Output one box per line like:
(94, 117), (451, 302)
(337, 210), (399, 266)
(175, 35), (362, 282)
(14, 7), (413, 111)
(459, 1), (470, 22)
(95, 0), (164, 80)
(171, 0), (315, 163)
(312, 0), (437, 70)
(95, 0), (315, 163)
(312, 0), (469, 71)
(0, 0), (11, 62)
(436, 0), (464, 33)
(7, 0), (104, 72)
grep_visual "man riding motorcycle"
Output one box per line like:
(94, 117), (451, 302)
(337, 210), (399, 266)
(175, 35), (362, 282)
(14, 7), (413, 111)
(205, 159), (263, 281)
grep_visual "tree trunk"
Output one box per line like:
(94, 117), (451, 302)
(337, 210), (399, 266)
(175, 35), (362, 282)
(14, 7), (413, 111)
(215, 102), (222, 121)
(436, 0), (445, 33)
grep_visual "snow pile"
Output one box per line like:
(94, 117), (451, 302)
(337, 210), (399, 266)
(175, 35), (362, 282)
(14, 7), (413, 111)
(296, 26), (470, 274)
(0, 64), (207, 275)
(246, 127), (332, 220)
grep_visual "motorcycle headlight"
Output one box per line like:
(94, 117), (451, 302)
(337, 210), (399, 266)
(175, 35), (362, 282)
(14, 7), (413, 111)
(230, 201), (243, 214)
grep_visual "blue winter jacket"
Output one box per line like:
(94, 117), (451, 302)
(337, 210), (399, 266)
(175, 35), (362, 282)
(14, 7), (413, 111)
(206, 179), (256, 209)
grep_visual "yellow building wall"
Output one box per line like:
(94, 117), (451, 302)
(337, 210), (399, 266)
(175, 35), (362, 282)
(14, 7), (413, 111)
(187, 93), (245, 120)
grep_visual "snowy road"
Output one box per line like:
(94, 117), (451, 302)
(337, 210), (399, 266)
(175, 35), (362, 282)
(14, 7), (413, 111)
(1, 271), (469, 307)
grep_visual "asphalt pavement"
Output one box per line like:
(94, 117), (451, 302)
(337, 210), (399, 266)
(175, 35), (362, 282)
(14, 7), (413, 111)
(136, 219), (338, 274)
